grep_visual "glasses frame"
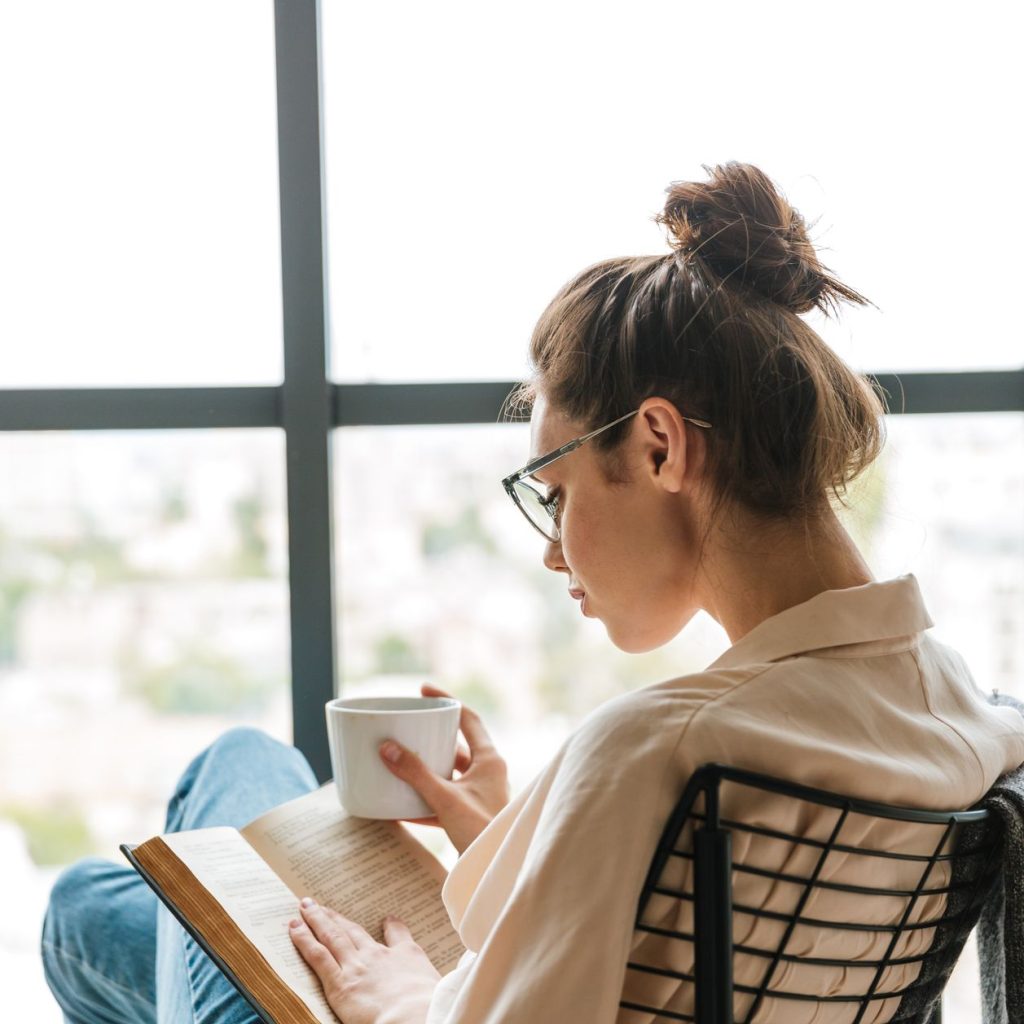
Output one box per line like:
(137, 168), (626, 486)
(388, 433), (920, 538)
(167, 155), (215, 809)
(501, 408), (713, 542)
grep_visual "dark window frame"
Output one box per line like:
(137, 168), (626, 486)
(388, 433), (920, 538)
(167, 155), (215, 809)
(1, 0), (1021, 779)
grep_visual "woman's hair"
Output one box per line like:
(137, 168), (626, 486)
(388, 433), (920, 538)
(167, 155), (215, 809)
(513, 161), (888, 520)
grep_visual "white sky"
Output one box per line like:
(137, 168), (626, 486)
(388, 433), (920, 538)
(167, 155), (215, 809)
(1, 0), (1021, 387)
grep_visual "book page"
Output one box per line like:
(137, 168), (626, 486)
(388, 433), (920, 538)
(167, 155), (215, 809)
(160, 828), (340, 1024)
(242, 785), (465, 974)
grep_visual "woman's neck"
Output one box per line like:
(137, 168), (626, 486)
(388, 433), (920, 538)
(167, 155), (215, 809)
(696, 504), (874, 645)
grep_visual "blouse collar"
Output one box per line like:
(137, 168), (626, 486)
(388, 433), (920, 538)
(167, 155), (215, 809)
(707, 573), (935, 670)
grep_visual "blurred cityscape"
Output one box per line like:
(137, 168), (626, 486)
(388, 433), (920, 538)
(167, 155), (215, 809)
(1, 413), (1021, 1019)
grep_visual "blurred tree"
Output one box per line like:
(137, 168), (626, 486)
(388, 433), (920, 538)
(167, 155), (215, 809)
(0, 575), (31, 666)
(373, 632), (432, 675)
(422, 507), (497, 559)
(231, 491), (271, 577)
(122, 646), (278, 714)
(834, 448), (889, 566)
(533, 567), (589, 717)
(159, 483), (188, 525)
(0, 802), (94, 866)
(38, 520), (145, 585)
(450, 673), (502, 717)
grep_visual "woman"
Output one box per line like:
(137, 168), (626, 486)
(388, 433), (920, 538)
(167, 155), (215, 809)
(42, 162), (1024, 1023)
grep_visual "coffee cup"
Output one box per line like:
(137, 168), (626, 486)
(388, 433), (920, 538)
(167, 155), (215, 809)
(324, 695), (461, 819)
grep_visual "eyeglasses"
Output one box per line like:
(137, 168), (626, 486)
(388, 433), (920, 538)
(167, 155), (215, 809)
(501, 408), (713, 542)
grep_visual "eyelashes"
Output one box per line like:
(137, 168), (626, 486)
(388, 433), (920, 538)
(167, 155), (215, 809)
(546, 488), (562, 526)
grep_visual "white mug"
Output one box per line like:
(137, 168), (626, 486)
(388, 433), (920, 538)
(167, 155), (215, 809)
(325, 696), (461, 819)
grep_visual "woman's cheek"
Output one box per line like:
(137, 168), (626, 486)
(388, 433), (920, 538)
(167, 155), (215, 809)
(559, 512), (592, 571)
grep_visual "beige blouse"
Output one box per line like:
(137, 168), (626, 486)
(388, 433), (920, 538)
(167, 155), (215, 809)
(425, 574), (1024, 1023)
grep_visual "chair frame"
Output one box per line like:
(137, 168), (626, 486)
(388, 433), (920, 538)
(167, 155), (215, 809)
(621, 764), (1001, 1024)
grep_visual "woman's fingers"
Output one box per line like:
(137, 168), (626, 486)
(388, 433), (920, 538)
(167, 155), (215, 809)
(456, 704), (497, 757)
(420, 683), (496, 760)
(378, 739), (467, 787)
(382, 915), (414, 946)
(379, 741), (453, 812)
(293, 904), (414, 958)
(420, 683), (451, 699)
(299, 900), (364, 952)
(289, 918), (342, 985)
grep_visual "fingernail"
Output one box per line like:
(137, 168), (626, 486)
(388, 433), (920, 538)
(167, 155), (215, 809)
(301, 897), (316, 908)
(381, 741), (401, 763)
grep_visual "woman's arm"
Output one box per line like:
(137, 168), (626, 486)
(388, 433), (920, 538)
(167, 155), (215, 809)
(425, 692), (690, 1023)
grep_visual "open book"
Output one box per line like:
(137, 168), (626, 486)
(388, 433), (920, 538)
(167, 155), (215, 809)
(121, 784), (465, 1024)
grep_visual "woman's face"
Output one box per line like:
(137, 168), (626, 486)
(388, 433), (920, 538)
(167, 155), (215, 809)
(527, 396), (704, 653)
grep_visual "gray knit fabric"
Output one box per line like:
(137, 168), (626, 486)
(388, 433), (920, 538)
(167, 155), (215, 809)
(884, 690), (1021, 1024)
(886, 774), (998, 1022)
(974, 691), (1024, 1024)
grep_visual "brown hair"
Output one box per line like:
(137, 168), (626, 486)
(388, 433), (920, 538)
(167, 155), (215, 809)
(514, 161), (888, 520)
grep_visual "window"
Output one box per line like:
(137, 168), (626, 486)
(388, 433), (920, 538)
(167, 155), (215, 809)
(321, 0), (1022, 382)
(0, 2), (282, 387)
(3, 2), (1018, 1019)
(1, 430), (289, 1017)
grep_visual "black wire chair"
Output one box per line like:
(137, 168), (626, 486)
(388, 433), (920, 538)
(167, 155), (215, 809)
(620, 764), (1003, 1024)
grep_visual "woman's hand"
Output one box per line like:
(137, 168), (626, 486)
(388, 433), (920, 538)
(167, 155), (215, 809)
(379, 684), (510, 854)
(288, 898), (439, 1024)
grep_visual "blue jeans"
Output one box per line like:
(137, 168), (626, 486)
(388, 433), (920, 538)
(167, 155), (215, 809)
(40, 727), (319, 1024)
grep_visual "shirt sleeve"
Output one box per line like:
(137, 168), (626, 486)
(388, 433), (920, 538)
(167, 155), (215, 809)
(426, 952), (477, 1024)
(431, 692), (691, 1024)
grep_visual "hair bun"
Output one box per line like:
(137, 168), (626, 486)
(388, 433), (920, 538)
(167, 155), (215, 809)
(656, 162), (871, 316)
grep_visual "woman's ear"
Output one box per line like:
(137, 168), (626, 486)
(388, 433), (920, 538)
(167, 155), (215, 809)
(636, 398), (693, 494)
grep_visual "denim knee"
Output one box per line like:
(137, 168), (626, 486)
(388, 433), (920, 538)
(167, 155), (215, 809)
(42, 857), (157, 1024)
(43, 857), (113, 958)
(165, 726), (318, 834)
(204, 726), (292, 767)
(176, 727), (291, 789)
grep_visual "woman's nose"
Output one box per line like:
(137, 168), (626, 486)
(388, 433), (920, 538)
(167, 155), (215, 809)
(542, 536), (567, 573)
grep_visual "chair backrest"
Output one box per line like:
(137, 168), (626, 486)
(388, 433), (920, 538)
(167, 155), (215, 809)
(620, 764), (1003, 1024)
